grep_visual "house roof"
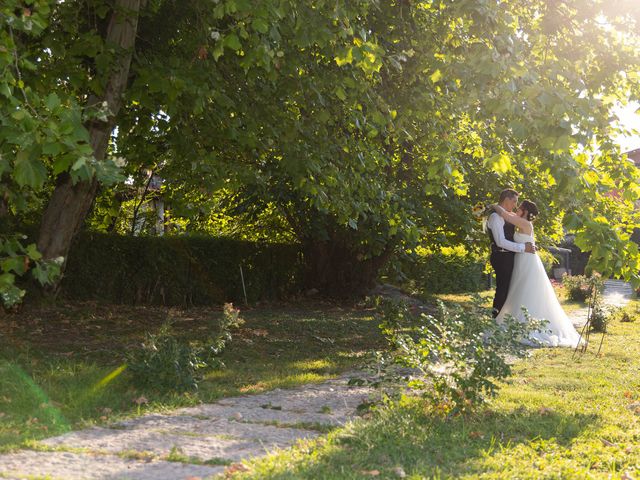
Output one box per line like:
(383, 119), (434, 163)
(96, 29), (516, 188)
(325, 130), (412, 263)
(624, 147), (640, 166)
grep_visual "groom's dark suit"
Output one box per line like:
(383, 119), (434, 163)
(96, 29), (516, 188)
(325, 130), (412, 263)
(488, 218), (516, 318)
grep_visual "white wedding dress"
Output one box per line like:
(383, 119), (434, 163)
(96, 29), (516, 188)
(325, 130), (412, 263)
(495, 229), (582, 347)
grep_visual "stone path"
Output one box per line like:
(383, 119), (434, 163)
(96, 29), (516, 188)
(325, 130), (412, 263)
(0, 378), (375, 480)
(0, 280), (634, 480)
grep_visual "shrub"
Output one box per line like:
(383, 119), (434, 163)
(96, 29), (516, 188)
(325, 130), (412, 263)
(617, 304), (639, 323)
(365, 296), (546, 414)
(126, 302), (243, 392)
(588, 305), (608, 333)
(561, 273), (604, 302)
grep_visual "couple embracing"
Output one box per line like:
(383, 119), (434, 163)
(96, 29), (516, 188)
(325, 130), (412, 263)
(487, 189), (582, 347)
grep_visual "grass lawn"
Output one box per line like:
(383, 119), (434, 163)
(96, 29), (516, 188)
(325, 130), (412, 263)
(234, 300), (640, 479)
(0, 300), (384, 452)
(0, 284), (619, 475)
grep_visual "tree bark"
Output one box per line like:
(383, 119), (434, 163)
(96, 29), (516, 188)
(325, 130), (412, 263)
(302, 231), (393, 298)
(37, 0), (143, 278)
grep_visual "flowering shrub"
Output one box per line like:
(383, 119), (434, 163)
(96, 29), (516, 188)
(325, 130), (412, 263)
(562, 273), (604, 302)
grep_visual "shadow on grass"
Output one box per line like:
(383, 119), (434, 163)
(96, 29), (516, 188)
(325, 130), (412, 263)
(250, 402), (599, 479)
(0, 302), (384, 449)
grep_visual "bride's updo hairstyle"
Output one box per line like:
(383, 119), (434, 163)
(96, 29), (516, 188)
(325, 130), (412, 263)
(520, 200), (539, 221)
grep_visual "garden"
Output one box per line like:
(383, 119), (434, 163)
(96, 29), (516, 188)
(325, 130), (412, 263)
(2, 1), (640, 478)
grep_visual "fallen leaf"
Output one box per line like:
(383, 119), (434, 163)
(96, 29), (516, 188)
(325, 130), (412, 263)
(624, 391), (633, 399)
(601, 438), (617, 447)
(469, 431), (485, 439)
(232, 412), (243, 421)
(225, 463), (250, 475)
(133, 395), (148, 406)
(361, 470), (380, 476)
(538, 407), (553, 416)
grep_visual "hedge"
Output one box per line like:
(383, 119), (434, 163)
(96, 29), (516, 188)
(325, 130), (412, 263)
(61, 233), (303, 305)
(396, 247), (486, 294)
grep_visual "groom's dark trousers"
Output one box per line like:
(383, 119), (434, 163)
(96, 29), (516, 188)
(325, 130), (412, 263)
(488, 222), (516, 318)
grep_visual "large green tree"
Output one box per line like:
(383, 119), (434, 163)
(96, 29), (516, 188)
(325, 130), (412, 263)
(2, 0), (640, 303)
(127, 0), (640, 294)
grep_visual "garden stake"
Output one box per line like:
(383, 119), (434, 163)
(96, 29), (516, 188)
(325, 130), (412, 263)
(573, 279), (605, 358)
(240, 265), (248, 306)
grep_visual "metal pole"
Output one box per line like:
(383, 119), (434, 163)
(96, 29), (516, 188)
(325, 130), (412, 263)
(240, 265), (248, 306)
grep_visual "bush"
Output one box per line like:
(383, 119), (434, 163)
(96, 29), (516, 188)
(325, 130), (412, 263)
(126, 303), (243, 392)
(562, 273), (604, 302)
(62, 233), (303, 305)
(588, 304), (608, 333)
(365, 296), (546, 414)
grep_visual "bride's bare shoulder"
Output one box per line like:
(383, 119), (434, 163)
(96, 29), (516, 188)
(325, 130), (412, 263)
(518, 222), (534, 236)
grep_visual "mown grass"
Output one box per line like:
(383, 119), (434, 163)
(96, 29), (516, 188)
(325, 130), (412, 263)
(234, 300), (640, 479)
(0, 283), (614, 468)
(0, 300), (384, 451)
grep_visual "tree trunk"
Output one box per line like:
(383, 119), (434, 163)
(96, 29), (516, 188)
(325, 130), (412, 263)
(37, 0), (142, 280)
(302, 233), (393, 298)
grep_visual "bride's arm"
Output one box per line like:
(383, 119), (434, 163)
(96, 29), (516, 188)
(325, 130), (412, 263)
(493, 204), (531, 231)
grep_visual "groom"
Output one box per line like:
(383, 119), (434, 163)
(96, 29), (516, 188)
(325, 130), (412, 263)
(487, 189), (536, 318)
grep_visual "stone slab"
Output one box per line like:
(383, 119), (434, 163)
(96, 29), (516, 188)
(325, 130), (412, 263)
(42, 416), (319, 462)
(0, 450), (223, 480)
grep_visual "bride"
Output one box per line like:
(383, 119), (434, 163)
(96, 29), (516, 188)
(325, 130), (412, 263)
(493, 200), (582, 347)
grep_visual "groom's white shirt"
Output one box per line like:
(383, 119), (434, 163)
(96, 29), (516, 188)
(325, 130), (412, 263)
(487, 212), (525, 253)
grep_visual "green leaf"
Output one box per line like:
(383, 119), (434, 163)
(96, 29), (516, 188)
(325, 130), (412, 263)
(348, 218), (358, 230)
(42, 141), (64, 156)
(52, 153), (75, 175)
(11, 110), (26, 121)
(223, 33), (242, 51)
(26, 243), (42, 261)
(45, 93), (61, 111)
(0, 279), (25, 307)
(335, 48), (353, 66)
(212, 43), (225, 61)
(335, 86), (347, 101)
(488, 153), (511, 174)
(0, 83), (12, 98)
(1, 257), (26, 275)
(0, 273), (16, 287)
(13, 150), (47, 189)
(252, 17), (269, 34)
(554, 135), (572, 152)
